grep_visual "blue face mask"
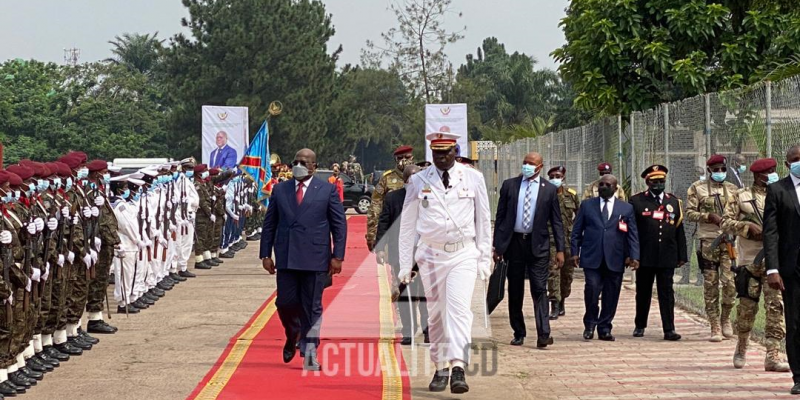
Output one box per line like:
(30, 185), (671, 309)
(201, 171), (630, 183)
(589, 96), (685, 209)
(737, 165), (747, 174)
(27, 183), (35, 196)
(172, 172), (178, 179)
(765, 172), (780, 185)
(77, 168), (88, 180)
(521, 164), (538, 179)
(53, 178), (62, 189)
(201, 171), (209, 180)
(549, 178), (563, 188)
(121, 189), (130, 199)
(186, 171), (194, 178)
(790, 161), (800, 178)
(132, 192), (141, 202)
(65, 177), (73, 191)
(13, 190), (20, 201)
(102, 173), (111, 184)
(711, 171), (727, 183)
(1, 192), (12, 204)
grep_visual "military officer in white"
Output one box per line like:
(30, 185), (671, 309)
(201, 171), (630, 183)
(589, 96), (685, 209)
(398, 131), (492, 395)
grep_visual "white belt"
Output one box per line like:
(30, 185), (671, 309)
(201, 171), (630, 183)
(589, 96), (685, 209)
(421, 238), (475, 253)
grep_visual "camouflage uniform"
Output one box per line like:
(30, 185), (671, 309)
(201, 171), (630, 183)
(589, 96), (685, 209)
(64, 185), (90, 328)
(685, 178), (738, 340)
(721, 185), (789, 371)
(547, 186), (579, 310)
(35, 193), (59, 341)
(43, 191), (69, 338)
(194, 179), (213, 256)
(582, 179), (627, 201)
(0, 206), (23, 370)
(86, 189), (120, 315)
(366, 169), (404, 250)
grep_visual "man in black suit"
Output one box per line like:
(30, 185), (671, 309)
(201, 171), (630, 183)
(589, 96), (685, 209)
(493, 152), (565, 348)
(629, 165), (686, 341)
(376, 165), (429, 345)
(764, 145), (800, 395)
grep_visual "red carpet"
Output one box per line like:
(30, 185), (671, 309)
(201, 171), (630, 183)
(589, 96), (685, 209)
(189, 216), (411, 400)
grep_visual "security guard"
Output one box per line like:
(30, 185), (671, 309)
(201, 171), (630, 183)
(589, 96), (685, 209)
(630, 165), (687, 341)
(366, 145), (413, 251)
(583, 162), (627, 201)
(686, 154), (738, 342)
(545, 166), (579, 319)
(721, 158), (790, 372)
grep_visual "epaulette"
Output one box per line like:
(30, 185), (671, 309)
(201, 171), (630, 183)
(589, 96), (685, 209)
(665, 193), (673, 199)
(382, 170), (394, 177)
(567, 188), (576, 195)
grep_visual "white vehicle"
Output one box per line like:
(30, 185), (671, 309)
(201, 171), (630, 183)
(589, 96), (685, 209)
(112, 158), (173, 174)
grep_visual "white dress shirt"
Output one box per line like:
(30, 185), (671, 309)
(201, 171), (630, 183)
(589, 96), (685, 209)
(295, 177), (312, 197)
(600, 196), (616, 220)
(767, 174), (800, 276)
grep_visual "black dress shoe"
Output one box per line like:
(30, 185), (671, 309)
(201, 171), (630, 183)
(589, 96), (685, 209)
(207, 259), (220, 267)
(118, 304), (140, 314)
(26, 357), (49, 373)
(548, 300), (560, 320)
(55, 342), (83, 356)
(169, 272), (187, 282)
(450, 366), (469, 394)
(44, 346), (70, 361)
(246, 233), (261, 241)
(424, 332), (430, 344)
(79, 328), (100, 344)
(141, 296), (156, 305)
(220, 251), (234, 259)
(150, 287), (166, 297)
(68, 337), (92, 350)
(429, 368), (449, 392)
(583, 329), (594, 340)
(109, 272), (116, 285)
(663, 331), (682, 341)
(212, 257), (223, 264)
(37, 352), (59, 368)
(143, 292), (159, 301)
(633, 328), (645, 337)
(400, 337), (412, 345)
(195, 261), (212, 270)
(791, 382), (800, 395)
(88, 320), (118, 334)
(132, 299), (150, 309)
(239, 241), (248, 249)
(510, 337), (524, 346)
(8, 372), (30, 390)
(537, 336), (554, 348)
(0, 379), (18, 396)
(179, 270), (196, 278)
(282, 337), (297, 363)
(303, 353), (321, 371)
(156, 281), (173, 291)
(162, 277), (177, 286)
(558, 300), (566, 316)
(20, 367), (43, 381)
(598, 333), (616, 341)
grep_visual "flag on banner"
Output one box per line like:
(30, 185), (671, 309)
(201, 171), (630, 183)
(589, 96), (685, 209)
(238, 120), (272, 207)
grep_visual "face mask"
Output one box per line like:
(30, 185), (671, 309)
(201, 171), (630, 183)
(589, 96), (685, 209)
(27, 183), (36, 196)
(521, 164), (539, 179)
(598, 186), (614, 199)
(649, 182), (666, 196)
(132, 193), (141, 202)
(292, 164), (309, 180)
(790, 161), (800, 178)
(77, 168), (88, 180)
(737, 165), (747, 174)
(65, 177), (73, 191)
(765, 172), (779, 185)
(172, 172), (178, 179)
(201, 171), (209, 180)
(53, 178), (62, 189)
(699, 175), (706, 182)
(549, 178), (563, 188)
(711, 171), (727, 183)
(13, 190), (20, 200)
(121, 189), (130, 199)
(102, 173), (111, 184)
(1, 192), (11, 204)
(186, 171), (194, 178)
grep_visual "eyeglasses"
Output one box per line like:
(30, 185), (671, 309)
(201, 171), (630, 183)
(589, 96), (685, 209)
(709, 166), (727, 173)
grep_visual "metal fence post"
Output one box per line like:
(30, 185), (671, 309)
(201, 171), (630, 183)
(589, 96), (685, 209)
(580, 126), (586, 191)
(664, 105), (670, 174)
(630, 113), (636, 193)
(766, 81), (773, 158)
(617, 115), (623, 175)
(705, 94), (712, 159)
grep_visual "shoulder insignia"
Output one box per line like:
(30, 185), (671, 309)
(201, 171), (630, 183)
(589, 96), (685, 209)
(567, 188), (576, 195)
(382, 170), (394, 177)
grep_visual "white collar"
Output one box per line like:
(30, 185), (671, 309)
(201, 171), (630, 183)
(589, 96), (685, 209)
(295, 177), (313, 187)
(791, 174), (800, 187)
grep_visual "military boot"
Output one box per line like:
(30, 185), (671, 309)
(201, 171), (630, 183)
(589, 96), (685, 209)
(721, 305), (735, 339)
(709, 320), (723, 342)
(558, 300), (566, 316)
(765, 339), (791, 372)
(733, 335), (748, 369)
(548, 300), (560, 320)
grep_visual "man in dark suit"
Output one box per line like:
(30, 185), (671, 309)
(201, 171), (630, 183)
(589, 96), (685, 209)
(376, 165), (428, 345)
(763, 145), (800, 394)
(493, 152), (565, 348)
(571, 174), (640, 341)
(209, 131), (238, 169)
(260, 148), (347, 371)
(629, 165), (686, 341)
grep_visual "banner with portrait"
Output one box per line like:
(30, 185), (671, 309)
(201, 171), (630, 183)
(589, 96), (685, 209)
(425, 104), (468, 161)
(201, 106), (249, 170)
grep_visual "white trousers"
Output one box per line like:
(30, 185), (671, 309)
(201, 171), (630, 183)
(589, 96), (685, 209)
(417, 242), (478, 365)
(113, 251), (138, 306)
(178, 222), (194, 272)
(134, 250), (151, 296)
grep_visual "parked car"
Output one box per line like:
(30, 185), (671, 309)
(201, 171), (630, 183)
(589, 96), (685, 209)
(315, 170), (374, 214)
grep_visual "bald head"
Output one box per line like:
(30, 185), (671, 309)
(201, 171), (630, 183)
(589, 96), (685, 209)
(787, 145), (800, 162)
(292, 148), (317, 181)
(524, 152), (543, 166)
(598, 174), (618, 199)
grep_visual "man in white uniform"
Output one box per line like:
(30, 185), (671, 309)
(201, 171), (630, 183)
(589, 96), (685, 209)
(398, 132), (492, 395)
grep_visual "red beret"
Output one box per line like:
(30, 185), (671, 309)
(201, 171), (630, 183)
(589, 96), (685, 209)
(393, 145), (413, 156)
(706, 154), (727, 166)
(6, 172), (22, 187)
(193, 164), (208, 174)
(44, 162), (59, 177)
(548, 166), (566, 175)
(0, 171), (9, 185)
(750, 158), (777, 173)
(59, 155), (81, 170)
(53, 162), (72, 177)
(87, 159), (108, 172)
(209, 168), (220, 176)
(6, 165), (34, 181)
(597, 162), (612, 172)
(67, 151), (88, 163)
(19, 160), (45, 178)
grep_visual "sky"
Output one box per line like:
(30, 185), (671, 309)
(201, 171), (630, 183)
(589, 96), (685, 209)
(0, 0), (568, 71)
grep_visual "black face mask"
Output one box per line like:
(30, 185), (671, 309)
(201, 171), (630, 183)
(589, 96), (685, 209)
(598, 186), (614, 200)
(649, 182), (665, 196)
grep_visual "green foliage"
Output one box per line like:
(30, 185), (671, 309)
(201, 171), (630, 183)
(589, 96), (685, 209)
(553, 0), (800, 115)
(107, 32), (165, 75)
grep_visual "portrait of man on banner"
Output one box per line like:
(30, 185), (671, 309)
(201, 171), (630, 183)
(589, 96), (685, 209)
(210, 130), (238, 169)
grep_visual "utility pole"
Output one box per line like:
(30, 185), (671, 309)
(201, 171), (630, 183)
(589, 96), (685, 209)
(63, 48), (81, 66)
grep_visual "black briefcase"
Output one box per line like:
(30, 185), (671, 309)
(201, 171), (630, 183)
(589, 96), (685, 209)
(486, 261), (508, 315)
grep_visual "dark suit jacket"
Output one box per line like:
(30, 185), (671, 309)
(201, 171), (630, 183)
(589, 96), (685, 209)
(493, 176), (565, 257)
(571, 197), (640, 273)
(629, 192), (688, 269)
(764, 176), (800, 278)
(260, 177), (347, 272)
(376, 188), (405, 269)
(210, 145), (238, 169)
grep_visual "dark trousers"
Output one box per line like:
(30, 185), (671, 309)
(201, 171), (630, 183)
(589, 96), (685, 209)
(583, 261), (623, 335)
(276, 269), (326, 354)
(507, 233), (550, 340)
(391, 263), (429, 337)
(634, 267), (675, 332)
(784, 273), (800, 382)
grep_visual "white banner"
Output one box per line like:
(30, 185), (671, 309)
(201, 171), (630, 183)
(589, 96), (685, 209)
(425, 104), (468, 161)
(201, 106), (249, 169)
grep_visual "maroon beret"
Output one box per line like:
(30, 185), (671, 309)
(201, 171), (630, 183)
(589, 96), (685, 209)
(44, 162), (59, 177)
(53, 162), (72, 177)
(707, 154), (727, 166)
(67, 151), (88, 163)
(0, 171), (9, 185)
(6, 165), (34, 181)
(393, 145), (413, 156)
(750, 158), (777, 173)
(209, 168), (220, 176)
(59, 155), (82, 170)
(6, 172), (22, 187)
(548, 166), (566, 175)
(597, 162), (612, 172)
(194, 164), (208, 174)
(87, 159), (108, 172)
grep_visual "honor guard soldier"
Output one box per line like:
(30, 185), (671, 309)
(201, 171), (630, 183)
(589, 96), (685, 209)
(686, 154), (739, 342)
(583, 162), (627, 201)
(630, 165), (687, 341)
(721, 158), (790, 372)
(546, 166), (579, 319)
(366, 145), (413, 251)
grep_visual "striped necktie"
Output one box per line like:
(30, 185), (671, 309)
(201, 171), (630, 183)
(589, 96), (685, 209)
(522, 181), (533, 231)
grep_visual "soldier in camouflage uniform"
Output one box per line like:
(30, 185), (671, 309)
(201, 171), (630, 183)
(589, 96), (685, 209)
(721, 158), (790, 372)
(686, 155), (738, 342)
(347, 155), (364, 184)
(193, 164), (214, 269)
(210, 169), (227, 265)
(366, 146), (413, 252)
(583, 162), (627, 201)
(545, 166), (579, 319)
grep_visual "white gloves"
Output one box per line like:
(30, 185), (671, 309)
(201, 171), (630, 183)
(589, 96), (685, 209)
(83, 254), (93, 269)
(94, 196), (104, 206)
(169, 223), (177, 233)
(26, 223), (37, 235)
(478, 263), (491, 281)
(166, 201), (172, 210)
(114, 248), (125, 259)
(90, 249), (98, 264)
(91, 206), (99, 217)
(159, 237), (168, 248)
(154, 230), (162, 240)
(47, 218), (57, 231)
(137, 241), (146, 251)
(72, 216), (79, 225)
(398, 268), (412, 284)
(67, 251), (75, 264)
(57, 254), (65, 267)
(34, 218), (44, 232)
(42, 263), (50, 281)
(0, 231), (11, 245)
(31, 268), (41, 282)
(61, 206), (70, 218)
(211, 195), (216, 201)
(145, 238), (153, 247)
(210, 214), (217, 223)
(94, 237), (102, 251)
(172, 197), (179, 204)
(182, 197), (188, 204)
(82, 207), (92, 218)
(232, 214), (240, 222)
(25, 278), (31, 293)
(5, 292), (12, 306)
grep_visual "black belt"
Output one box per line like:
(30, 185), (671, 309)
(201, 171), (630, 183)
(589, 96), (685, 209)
(513, 232), (532, 240)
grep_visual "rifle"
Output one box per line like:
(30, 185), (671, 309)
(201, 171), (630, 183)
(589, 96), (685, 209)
(154, 188), (162, 261)
(39, 195), (57, 300)
(0, 209), (14, 325)
(744, 198), (767, 266)
(168, 180), (177, 242)
(180, 177), (188, 235)
(55, 192), (68, 280)
(23, 216), (34, 311)
(709, 193), (737, 270)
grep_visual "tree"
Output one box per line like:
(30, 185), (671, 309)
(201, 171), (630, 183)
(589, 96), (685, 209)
(107, 32), (165, 75)
(362, 0), (464, 103)
(552, 0), (800, 115)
